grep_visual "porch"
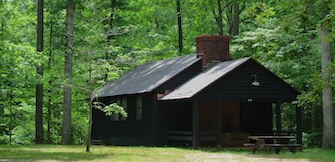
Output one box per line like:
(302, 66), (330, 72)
(163, 100), (302, 148)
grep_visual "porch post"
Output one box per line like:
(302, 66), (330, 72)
(216, 101), (222, 147)
(296, 104), (302, 144)
(192, 101), (200, 148)
(275, 102), (282, 134)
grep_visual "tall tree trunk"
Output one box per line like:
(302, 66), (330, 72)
(107, 0), (116, 41)
(9, 84), (13, 145)
(86, 53), (93, 152)
(104, 0), (116, 84)
(1, 1), (4, 38)
(47, 3), (54, 143)
(35, 0), (44, 144)
(62, 0), (74, 145)
(213, 0), (223, 35)
(320, 0), (334, 149)
(176, 0), (183, 54)
(229, 0), (240, 36)
(321, 22), (334, 149)
(47, 81), (52, 143)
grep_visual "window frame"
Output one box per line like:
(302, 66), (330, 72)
(136, 96), (143, 120)
(121, 98), (127, 120)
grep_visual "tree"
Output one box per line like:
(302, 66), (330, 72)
(212, 0), (244, 36)
(213, 0), (224, 35)
(176, 0), (183, 54)
(46, 0), (54, 144)
(320, 0), (334, 149)
(35, 0), (44, 144)
(226, 0), (243, 36)
(0, 0), (332, 147)
(104, 0), (117, 84)
(86, 51), (93, 152)
(62, 0), (74, 145)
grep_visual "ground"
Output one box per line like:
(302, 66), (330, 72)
(0, 145), (334, 162)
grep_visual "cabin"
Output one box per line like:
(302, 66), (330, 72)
(92, 35), (302, 147)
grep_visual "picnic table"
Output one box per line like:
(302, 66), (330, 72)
(244, 135), (301, 154)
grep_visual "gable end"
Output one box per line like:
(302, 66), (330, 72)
(196, 58), (299, 102)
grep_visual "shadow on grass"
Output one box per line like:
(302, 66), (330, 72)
(177, 146), (247, 153)
(246, 148), (335, 162)
(177, 146), (335, 162)
(0, 149), (111, 161)
(199, 147), (247, 153)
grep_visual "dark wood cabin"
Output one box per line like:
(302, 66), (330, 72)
(92, 35), (302, 147)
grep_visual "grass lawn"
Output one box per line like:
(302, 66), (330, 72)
(0, 145), (334, 162)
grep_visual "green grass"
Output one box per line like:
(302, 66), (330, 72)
(242, 148), (335, 162)
(0, 145), (334, 161)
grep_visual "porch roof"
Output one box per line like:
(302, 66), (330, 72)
(161, 57), (250, 100)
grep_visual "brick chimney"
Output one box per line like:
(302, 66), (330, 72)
(196, 35), (230, 68)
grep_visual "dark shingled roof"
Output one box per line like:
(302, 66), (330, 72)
(97, 55), (201, 97)
(161, 57), (250, 100)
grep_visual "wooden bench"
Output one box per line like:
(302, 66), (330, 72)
(245, 135), (301, 154)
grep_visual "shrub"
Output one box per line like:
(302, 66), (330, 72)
(303, 132), (322, 148)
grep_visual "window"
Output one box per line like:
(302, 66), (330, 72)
(121, 98), (127, 120)
(136, 97), (142, 120)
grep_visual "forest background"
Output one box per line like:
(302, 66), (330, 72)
(0, 0), (334, 148)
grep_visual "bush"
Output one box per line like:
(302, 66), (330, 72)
(0, 135), (9, 144)
(303, 132), (322, 148)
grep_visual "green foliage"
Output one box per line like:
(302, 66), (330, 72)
(106, 103), (128, 118)
(94, 102), (127, 118)
(303, 132), (323, 148)
(0, 0), (333, 146)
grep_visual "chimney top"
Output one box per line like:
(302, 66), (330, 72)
(196, 35), (230, 68)
(196, 35), (231, 41)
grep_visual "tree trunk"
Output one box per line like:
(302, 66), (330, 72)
(1, 1), (4, 38)
(9, 84), (13, 145)
(176, 0), (183, 54)
(226, 1), (232, 34)
(104, 0), (116, 84)
(35, 0), (44, 144)
(107, 0), (116, 41)
(229, 0), (240, 36)
(214, 0), (223, 35)
(86, 53), (93, 152)
(321, 21), (334, 148)
(320, 0), (334, 148)
(62, 0), (74, 145)
(47, 84), (52, 144)
(47, 2), (54, 143)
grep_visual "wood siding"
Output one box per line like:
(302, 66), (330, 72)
(92, 94), (155, 145)
(92, 61), (201, 146)
(197, 60), (298, 101)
